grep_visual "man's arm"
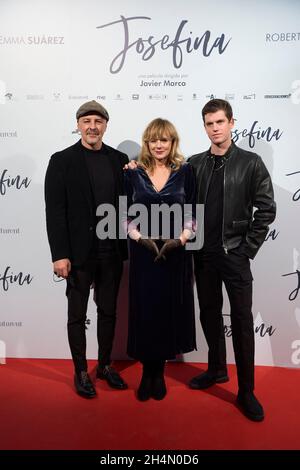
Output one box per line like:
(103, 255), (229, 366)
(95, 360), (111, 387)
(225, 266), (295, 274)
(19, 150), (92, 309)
(244, 156), (276, 259)
(44, 155), (71, 265)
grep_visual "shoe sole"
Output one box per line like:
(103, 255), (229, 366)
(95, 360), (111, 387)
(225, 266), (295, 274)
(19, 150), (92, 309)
(97, 375), (128, 390)
(75, 390), (97, 398)
(189, 375), (229, 390)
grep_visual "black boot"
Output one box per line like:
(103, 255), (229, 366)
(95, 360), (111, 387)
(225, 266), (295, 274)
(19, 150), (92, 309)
(137, 361), (152, 401)
(237, 391), (264, 422)
(74, 371), (96, 398)
(151, 360), (167, 400)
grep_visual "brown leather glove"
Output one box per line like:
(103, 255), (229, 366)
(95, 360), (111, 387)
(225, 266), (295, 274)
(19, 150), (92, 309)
(155, 239), (182, 261)
(137, 238), (159, 257)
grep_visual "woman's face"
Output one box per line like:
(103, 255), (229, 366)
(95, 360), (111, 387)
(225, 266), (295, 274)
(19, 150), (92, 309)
(148, 136), (172, 163)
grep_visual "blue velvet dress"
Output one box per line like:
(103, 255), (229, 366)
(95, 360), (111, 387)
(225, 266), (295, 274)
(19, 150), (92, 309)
(124, 163), (197, 361)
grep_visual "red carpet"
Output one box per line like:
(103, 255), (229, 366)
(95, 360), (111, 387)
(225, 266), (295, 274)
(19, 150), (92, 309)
(0, 359), (299, 450)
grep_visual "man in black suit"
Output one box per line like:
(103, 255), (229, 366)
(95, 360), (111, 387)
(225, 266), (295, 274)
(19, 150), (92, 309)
(45, 100), (129, 398)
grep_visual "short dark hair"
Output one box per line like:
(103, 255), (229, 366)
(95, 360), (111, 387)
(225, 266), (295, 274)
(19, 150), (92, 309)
(202, 99), (233, 123)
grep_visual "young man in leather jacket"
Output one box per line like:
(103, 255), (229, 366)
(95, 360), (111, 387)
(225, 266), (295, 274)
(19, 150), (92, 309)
(188, 99), (276, 421)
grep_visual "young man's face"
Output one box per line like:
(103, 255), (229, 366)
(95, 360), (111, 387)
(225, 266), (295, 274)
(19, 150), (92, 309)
(77, 114), (107, 150)
(204, 110), (234, 147)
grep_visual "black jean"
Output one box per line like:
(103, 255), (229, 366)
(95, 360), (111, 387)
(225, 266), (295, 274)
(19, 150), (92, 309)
(66, 254), (123, 373)
(194, 250), (254, 392)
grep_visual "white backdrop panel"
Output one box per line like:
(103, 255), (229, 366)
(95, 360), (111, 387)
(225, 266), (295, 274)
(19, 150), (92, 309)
(0, 0), (300, 367)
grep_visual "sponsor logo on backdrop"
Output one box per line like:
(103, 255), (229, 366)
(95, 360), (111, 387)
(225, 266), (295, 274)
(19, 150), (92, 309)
(96, 15), (231, 74)
(232, 121), (283, 148)
(286, 170), (300, 201)
(148, 94), (167, 100)
(0, 266), (33, 292)
(243, 93), (255, 100)
(206, 93), (216, 100)
(53, 93), (62, 101)
(223, 314), (276, 338)
(0, 227), (20, 235)
(266, 32), (300, 42)
(264, 93), (291, 99)
(132, 94), (139, 100)
(4, 92), (16, 102)
(0, 131), (17, 138)
(225, 93), (235, 100)
(192, 93), (201, 100)
(0, 35), (65, 45)
(96, 95), (106, 100)
(282, 270), (300, 301)
(0, 169), (31, 196)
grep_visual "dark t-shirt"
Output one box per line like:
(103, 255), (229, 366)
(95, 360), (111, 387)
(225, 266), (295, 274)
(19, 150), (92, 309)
(202, 156), (225, 253)
(84, 145), (116, 256)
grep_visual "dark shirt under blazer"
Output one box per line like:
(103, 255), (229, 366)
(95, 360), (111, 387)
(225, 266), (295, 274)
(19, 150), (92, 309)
(45, 139), (129, 266)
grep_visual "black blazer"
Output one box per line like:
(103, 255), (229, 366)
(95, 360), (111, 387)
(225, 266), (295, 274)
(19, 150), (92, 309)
(45, 140), (129, 265)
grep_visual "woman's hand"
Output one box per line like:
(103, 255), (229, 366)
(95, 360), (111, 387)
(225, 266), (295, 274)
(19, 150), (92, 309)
(123, 160), (138, 170)
(138, 238), (160, 257)
(154, 239), (182, 261)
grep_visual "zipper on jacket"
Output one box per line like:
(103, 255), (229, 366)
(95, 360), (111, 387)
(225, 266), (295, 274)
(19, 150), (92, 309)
(203, 158), (214, 204)
(222, 164), (227, 254)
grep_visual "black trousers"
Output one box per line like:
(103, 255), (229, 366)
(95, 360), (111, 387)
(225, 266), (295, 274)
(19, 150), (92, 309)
(194, 250), (254, 392)
(66, 254), (123, 373)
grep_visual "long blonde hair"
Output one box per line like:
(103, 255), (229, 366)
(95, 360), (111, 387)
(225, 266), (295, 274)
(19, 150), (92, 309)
(138, 118), (184, 173)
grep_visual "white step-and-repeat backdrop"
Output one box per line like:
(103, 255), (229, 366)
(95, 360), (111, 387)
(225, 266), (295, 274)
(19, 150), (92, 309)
(1, 0), (300, 367)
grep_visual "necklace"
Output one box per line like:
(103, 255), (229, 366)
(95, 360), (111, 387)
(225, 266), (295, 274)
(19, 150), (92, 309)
(213, 156), (226, 171)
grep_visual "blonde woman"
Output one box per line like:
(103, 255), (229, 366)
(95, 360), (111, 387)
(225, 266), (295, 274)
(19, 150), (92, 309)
(124, 118), (196, 401)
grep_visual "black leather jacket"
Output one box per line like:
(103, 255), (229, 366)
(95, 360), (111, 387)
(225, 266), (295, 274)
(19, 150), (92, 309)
(45, 140), (128, 265)
(188, 142), (276, 259)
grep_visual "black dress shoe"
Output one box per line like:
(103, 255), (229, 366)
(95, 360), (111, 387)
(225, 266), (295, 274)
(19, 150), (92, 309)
(189, 370), (229, 389)
(237, 391), (264, 422)
(151, 376), (167, 400)
(137, 375), (152, 401)
(97, 365), (128, 390)
(74, 371), (96, 398)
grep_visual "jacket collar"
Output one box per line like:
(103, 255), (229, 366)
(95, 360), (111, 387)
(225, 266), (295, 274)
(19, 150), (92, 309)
(208, 141), (236, 161)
